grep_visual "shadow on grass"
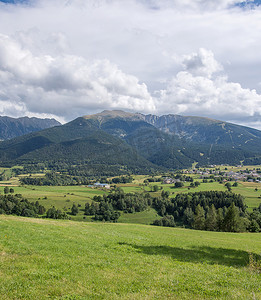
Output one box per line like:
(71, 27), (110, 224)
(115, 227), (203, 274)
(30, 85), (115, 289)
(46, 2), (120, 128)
(118, 242), (259, 267)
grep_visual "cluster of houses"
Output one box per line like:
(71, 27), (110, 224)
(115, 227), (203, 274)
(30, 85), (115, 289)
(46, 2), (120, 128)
(183, 166), (261, 183)
(162, 178), (181, 184)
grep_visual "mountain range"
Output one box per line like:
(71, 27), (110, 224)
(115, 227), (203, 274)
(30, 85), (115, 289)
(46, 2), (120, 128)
(0, 116), (61, 141)
(0, 110), (261, 174)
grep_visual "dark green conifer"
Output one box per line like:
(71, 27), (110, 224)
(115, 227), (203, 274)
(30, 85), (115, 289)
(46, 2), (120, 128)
(193, 204), (205, 230)
(205, 204), (217, 231)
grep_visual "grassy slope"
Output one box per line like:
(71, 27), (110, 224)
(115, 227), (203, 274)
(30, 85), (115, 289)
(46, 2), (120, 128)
(118, 208), (161, 225)
(0, 215), (261, 299)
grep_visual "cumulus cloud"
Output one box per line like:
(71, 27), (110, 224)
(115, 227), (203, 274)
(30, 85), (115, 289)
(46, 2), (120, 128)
(159, 49), (261, 128)
(182, 48), (223, 78)
(0, 0), (261, 128)
(0, 33), (155, 120)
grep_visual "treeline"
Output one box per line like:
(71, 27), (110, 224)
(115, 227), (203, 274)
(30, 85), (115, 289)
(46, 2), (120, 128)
(84, 189), (261, 232)
(152, 191), (259, 232)
(11, 158), (159, 177)
(0, 188), (69, 220)
(153, 191), (246, 218)
(109, 176), (134, 184)
(84, 189), (152, 222)
(0, 194), (46, 217)
(19, 172), (135, 187)
(45, 207), (69, 219)
(20, 172), (90, 186)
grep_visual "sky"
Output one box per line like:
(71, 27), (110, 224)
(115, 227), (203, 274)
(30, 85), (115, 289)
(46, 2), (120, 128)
(0, 0), (261, 128)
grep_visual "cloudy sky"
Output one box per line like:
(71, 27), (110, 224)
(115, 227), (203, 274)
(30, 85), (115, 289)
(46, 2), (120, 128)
(0, 0), (261, 128)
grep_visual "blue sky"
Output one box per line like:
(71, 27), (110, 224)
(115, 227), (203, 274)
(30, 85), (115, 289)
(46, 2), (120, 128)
(236, 0), (261, 7)
(0, 0), (261, 128)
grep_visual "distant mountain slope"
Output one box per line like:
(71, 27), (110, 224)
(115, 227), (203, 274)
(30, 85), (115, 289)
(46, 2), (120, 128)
(85, 112), (195, 169)
(1, 110), (261, 173)
(143, 114), (261, 151)
(0, 117), (159, 174)
(84, 110), (261, 167)
(0, 116), (61, 140)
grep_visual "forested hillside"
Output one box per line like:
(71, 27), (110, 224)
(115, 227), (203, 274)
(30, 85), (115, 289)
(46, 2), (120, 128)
(1, 110), (261, 174)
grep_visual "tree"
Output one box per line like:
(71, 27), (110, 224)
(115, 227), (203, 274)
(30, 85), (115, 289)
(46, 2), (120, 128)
(162, 215), (175, 227)
(223, 203), (244, 232)
(46, 207), (57, 218)
(205, 204), (217, 231)
(152, 215), (175, 227)
(225, 182), (232, 191)
(161, 190), (169, 199)
(152, 185), (159, 192)
(4, 186), (9, 194)
(216, 208), (224, 231)
(183, 207), (194, 226)
(174, 182), (184, 188)
(9, 188), (14, 194)
(71, 204), (79, 216)
(193, 204), (205, 230)
(248, 219), (260, 232)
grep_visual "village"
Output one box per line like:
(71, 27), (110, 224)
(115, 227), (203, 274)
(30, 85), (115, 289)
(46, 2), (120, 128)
(185, 166), (261, 182)
(162, 165), (261, 184)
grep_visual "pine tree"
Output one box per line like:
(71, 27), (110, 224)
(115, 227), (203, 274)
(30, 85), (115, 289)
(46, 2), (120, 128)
(216, 208), (224, 231)
(223, 203), (244, 232)
(193, 204), (205, 230)
(71, 204), (79, 216)
(205, 204), (217, 231)
(183, 207), (194, 226)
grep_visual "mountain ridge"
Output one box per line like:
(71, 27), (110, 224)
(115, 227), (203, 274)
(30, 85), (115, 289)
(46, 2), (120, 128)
(0, 116), (61, 141)
(1, 110), (261, 173)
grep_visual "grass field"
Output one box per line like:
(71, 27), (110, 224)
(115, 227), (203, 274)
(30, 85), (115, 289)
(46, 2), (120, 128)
(1, 165), (261, 225)
(0, 215), (260, 299)
(1, 177), (261, 224)
(118, 208), (161, 225)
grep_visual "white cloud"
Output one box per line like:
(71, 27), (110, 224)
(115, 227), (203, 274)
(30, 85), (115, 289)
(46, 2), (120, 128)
(182, 48), (223, 78)
(159, 49), (261, 128)
(0, 0), (261, 128)
(0, 34), (155, 120)
(60, 0), (240, 11)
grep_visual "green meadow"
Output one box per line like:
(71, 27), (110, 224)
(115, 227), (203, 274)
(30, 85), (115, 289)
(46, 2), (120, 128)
(1, 172), (261, 224)
(0, 215), (260, 299)
(0, 185), (104, 212)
